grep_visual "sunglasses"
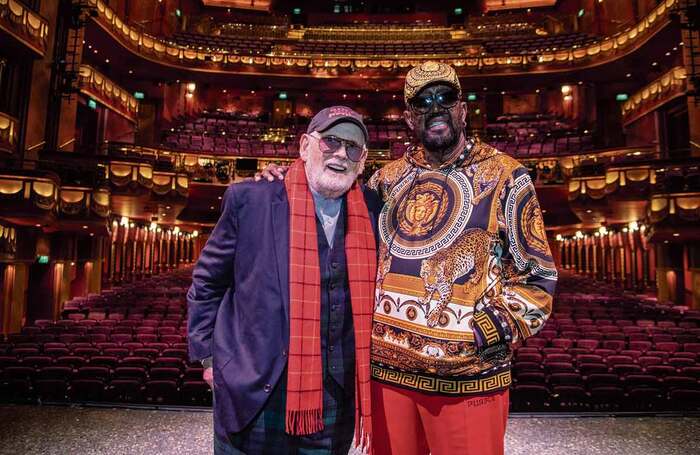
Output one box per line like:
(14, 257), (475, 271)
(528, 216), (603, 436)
(308, 134), (366, 162)
(409, 89), (460, 114)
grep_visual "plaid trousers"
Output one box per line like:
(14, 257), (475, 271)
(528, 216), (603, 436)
(214, 372), (355, 455)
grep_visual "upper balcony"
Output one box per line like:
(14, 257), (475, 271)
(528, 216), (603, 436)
(84, 0), (681, 78)
(0, 0), (49, 58)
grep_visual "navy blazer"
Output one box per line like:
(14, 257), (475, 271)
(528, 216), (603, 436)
(187, 179), (382, 437)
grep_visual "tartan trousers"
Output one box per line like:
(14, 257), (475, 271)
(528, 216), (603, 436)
(214, 372), (355, 455)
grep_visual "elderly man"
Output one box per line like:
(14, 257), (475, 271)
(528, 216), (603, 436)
(261, 62), (558, 455)
(188, 106), (380, 454)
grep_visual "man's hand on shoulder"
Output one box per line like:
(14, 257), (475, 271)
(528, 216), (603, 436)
(254, 163), (289, 182)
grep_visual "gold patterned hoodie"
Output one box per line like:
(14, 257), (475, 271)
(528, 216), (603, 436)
(367, 138), (558, 395)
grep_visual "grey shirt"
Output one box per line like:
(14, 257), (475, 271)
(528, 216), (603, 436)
(311, 189), (342, 248)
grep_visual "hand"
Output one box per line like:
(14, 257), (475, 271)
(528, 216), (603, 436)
(254, 163), (289, 182)
(203, 367), (214, 389)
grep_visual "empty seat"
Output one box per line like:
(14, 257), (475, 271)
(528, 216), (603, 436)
(69, 379), (106, 402)
(144, 380), (179, 404)
(180, 380), (212, 406)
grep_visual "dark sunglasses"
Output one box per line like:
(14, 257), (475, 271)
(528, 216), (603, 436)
(308, 134), (366, 162)
(409, 89), (460, 114)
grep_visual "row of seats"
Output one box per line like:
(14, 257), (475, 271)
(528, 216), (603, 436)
(291, 41), (466, 55)
(3, 270), (699, 411)
(509, 274), (700, 411)
(483, 32), (598, 55)
(489, 135), (595, 157)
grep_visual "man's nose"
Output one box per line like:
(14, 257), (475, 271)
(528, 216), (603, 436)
(332, 143), (348, 159)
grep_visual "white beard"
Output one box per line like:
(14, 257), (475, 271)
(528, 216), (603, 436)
(305, 163), (357, 199)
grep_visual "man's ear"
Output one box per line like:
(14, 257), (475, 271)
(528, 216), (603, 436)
(458, 101), (467, 125)
(299, 133), (310, 162)
(403, 110), (415, 131)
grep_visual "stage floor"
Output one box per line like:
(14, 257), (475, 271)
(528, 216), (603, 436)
(0, 405), (698, 454)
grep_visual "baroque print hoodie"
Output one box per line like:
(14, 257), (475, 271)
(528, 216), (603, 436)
(367, 138), (558, 395)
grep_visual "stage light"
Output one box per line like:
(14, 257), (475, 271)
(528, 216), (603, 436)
(134, 91), (145, 100)
(173, 227), (180, 235)
(120, 216), (129, 226)
(467, 93), (477, 101)
(278, 92), (288, 100)
(88, 99), (97, 110)
(150, 222), (157, 231)
(598, 226), (607, 235)
(578, 9), (585, 18)
(556, 234), (563, 241)
(175, 9), (181, 17)
(37, 255), (49, 264)
(293, 8), (301, 15)
(192, 230), (199, 238)
(561, 85), (572, 95)
(616, 93), (629, 101)
(186, 82), (196, 93)
(454, 8), (463, 15)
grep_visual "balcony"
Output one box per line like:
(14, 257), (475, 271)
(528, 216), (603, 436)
(622, 67), (688, 126)
(79, 65), (139, 123)
(0, 170), (59, 226)
(85, 0), (680, 76)
(0, 112), (18, 155)
(0, 0), (49, 57)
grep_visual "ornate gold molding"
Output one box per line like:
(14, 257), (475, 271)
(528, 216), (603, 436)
(86, 0), (678, 76)
(622, 67), (687, 125)
(79, 65), (139, 122)
(0, 111), (18, 155)
(0, 0), (49, 57)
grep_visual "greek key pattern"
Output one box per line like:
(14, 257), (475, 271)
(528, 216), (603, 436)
(473, 311), (500, 345)
(371, 365), (511, 395)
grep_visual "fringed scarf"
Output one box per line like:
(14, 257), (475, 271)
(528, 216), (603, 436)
(284, 159), (374, 450)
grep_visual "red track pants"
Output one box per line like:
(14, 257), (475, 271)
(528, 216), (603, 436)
(371, 381), (509, 455)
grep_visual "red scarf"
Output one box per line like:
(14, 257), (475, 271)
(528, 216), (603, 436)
(284, 159), (374, 450)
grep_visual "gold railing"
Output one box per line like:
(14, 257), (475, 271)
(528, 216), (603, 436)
(87, 0), (679, 75)
(0, 112), (18, 154)
(59, 186), (111, 218)
(78, 65), (139, 122)
(0, 171), (59, 211)
(622, 67), (687, 125)
(649, 193), (700, 223)
(0, 0), (49, 57)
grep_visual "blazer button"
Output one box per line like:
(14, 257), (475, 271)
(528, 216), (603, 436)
(282, 349), (288, 357)
(264, 384), (272, 393)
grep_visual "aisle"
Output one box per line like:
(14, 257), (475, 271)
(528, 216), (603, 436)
(0, 405), (698, 455)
